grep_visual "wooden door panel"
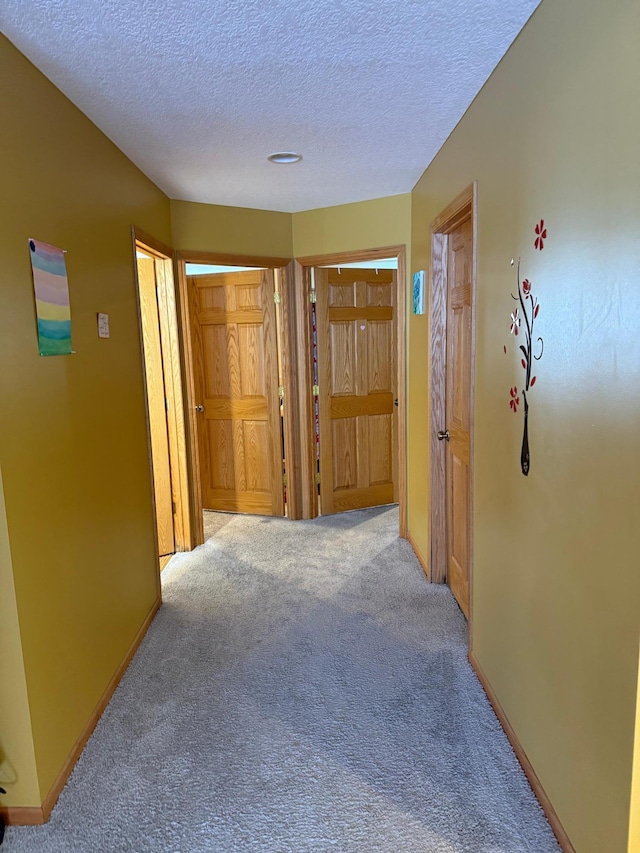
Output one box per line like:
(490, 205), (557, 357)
(451, 456), (469, 565)
(356, 417), (370, 488)
(369, 414), (393, 486)
(329, 281), (354, 305)
(244, 420), (271, 491)
(317, 268), (397, 514)
(330, 323), (356, 394)
(332, 418), (358, 490)
(208, 420), (234, 490)
(367, 281), (393, 306)
(367, 321), (393, 391)
(445, 219), (473, 617)
(202, 325), (231, 396)
(189, 269), (283, 516)
(236, 282), (262, 309)
(200, 282), (226, 310)
(138, 257), (175, 558)
(450, 305), (471, 428)
(238, 324), (265, 395)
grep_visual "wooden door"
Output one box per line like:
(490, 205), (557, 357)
(138, 257), (175, 558)
(445, 220), (472, 617)
(188, 269), (284, 516)
(316, 268), (397, 514)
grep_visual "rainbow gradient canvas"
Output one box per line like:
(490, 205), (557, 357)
(29, 238), (73, 356)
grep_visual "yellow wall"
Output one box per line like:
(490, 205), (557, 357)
(292, 194), (411, 258)
(0, 35), (171, 804)
(0, 468), (40, 807)
(3, 2), (636, 847)
(170, 199), (293, 257)
(170, 194), (412, 263)
(409, 0), (640, 851)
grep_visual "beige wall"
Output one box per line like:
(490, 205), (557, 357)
(409, 0), (640, 851)
(0, 35), (171, 804)
(170, 199), (293, 257)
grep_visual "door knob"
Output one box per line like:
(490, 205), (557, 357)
(437, 429), (450, 441)
(195, 405), (204, 413)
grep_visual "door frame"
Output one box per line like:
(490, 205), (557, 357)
(294, 245), (408, 536)
(175, 250), (300, 545)
(428, 184), (477, 621)
(132, 227), (192, 564)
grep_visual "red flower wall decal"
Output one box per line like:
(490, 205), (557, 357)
(504, 251), (545, 473)
(534, 219), (547, 250)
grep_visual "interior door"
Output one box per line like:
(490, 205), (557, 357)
(188, 269), (284, 516)
(315, 267), (397, 514)
(444, 219), (472, 617)
(138, 256), (175, 558)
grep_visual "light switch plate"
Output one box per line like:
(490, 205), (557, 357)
(97, 313), (110, 338)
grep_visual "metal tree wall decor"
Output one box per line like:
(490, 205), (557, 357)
(504, 220), (546, 476)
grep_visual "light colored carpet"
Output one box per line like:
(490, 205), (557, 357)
(6, 506), (561, 852)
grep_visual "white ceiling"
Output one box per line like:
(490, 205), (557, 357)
(1, 0), (540, 213)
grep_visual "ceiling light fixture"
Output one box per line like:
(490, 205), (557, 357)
(268, 152), (302, 164)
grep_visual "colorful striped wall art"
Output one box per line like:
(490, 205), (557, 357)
(28, 238), (73, 356)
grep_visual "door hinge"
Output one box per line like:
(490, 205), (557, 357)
(165, 397), (169, 412)
(278, 385), (285, 400)
(171, 501), (177, 515)
(310, 291), (317, 303)
(282, 473), (288, 487)
(273, 291), (281, 304)
(312, 384), (319, 396)
(315, 472), (321, 485)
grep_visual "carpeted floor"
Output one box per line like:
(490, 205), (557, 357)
(6, 506), (561, 852)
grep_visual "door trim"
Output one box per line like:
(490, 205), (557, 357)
(428, 184), (477, 623)
(132, 227), (192, 560)
(175, 251), (301, 541)
(295, 245), (407, 536)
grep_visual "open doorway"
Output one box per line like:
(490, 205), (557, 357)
(295, 247), (407, 536)
(133, 230), (191, 570)
(176, 253), (299, 543)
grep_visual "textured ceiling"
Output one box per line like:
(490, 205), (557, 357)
(1, 0), (540, 212)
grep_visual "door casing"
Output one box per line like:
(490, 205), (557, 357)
(428, 184), (477, 631)
(187, 267), (284, 517)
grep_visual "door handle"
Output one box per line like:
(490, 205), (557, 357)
(195, 405), (204, 413)
(437, 429), (450, 441)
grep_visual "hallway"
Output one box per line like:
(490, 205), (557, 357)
(6, 508), (559, 852)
